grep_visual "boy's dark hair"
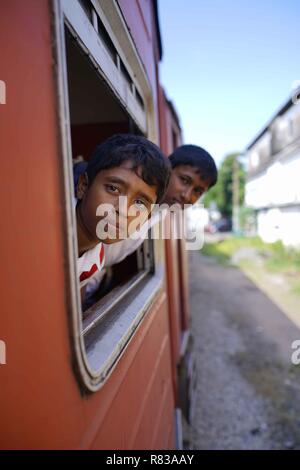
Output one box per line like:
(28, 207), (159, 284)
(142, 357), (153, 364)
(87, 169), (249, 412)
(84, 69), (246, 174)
(86, 134), (171, 202)
(169, 145), (218, 188)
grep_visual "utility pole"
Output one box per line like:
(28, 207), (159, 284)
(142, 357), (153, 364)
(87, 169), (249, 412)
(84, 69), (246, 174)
(232, 155), (240, 233)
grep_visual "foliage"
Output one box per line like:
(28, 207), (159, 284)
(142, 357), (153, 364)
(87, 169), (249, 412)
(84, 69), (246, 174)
(204, 153), (246, 217)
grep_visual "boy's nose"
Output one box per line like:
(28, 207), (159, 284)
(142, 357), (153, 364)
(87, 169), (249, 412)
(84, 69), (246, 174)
(115, 196), (129, 218)
(181, 187), (193, 205)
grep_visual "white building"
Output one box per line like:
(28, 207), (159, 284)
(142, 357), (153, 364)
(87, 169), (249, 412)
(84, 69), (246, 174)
(245, 97), (300, 247)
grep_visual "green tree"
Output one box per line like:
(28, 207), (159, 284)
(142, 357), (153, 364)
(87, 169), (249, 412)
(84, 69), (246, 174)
(204, 152), (245, 217)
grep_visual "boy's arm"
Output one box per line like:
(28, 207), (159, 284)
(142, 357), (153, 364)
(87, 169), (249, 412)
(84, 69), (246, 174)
(80, 284), (87, 304)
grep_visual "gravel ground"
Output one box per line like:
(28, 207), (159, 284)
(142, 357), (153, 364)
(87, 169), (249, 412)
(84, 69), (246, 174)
(188, 251), (300, 450)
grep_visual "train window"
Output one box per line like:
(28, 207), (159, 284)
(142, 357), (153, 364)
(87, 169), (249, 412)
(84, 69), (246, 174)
(78, 0), (93, 23)
(136, 88), (145, 111)
(53, 0), (164, 391)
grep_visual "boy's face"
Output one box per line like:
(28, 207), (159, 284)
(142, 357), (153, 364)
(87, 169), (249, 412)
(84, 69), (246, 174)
(77, 160), (157, 244)
(163, 164), (211, 208)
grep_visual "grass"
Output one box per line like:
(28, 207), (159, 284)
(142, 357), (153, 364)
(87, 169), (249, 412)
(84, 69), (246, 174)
(265, 242), (300, 274)
(292, 283), (300, 296)
(202, 236), (300, 276)
(201, 236), (300, 326)
(201, 236), (263, 265)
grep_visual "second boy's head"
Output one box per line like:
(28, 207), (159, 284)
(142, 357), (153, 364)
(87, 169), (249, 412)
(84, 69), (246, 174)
(76, 134), (171, 247)
(163, 145), (217, 208)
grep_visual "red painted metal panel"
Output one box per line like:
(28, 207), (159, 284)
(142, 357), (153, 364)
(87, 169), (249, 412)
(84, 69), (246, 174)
(0, 0), (82, 449)
(118, 0), (155, 79)
(177, 240), (190, 331)
(118, 0), (160, 138)
(88, 294), (175, 449)
(165, 238), (182, 394)
(158, 85), (190, 405)
(0, 0), (177, 450)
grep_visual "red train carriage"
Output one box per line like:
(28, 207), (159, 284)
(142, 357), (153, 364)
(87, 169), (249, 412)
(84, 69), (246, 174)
(0, 0), (192, 449)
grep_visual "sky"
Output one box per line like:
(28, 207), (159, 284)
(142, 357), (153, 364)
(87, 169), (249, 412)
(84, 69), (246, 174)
(158, 0), (300, 165)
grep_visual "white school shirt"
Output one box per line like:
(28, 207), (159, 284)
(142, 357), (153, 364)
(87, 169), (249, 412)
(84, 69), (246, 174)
(78, 242), (105, 288)
(73, 197), (105, 288)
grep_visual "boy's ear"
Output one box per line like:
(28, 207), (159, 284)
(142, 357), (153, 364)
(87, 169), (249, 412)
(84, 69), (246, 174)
(76, 172), (89, 200)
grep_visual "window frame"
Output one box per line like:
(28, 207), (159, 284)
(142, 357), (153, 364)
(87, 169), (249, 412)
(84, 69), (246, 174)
(52, 0), (165, 392)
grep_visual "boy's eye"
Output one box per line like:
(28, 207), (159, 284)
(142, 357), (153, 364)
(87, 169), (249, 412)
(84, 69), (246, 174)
(106, 184), (120, 194)
(195, 188), (204, 196)
(134, 199), (148, 210)
(180, 176), (190, 185)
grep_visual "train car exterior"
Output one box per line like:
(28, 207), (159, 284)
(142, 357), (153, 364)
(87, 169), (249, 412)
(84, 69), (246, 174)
(0, 0), (190, 449)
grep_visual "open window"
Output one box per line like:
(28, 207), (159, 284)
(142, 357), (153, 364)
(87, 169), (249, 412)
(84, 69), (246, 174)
(53, 0), (165, 391)
(65, 28), (153, 306)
